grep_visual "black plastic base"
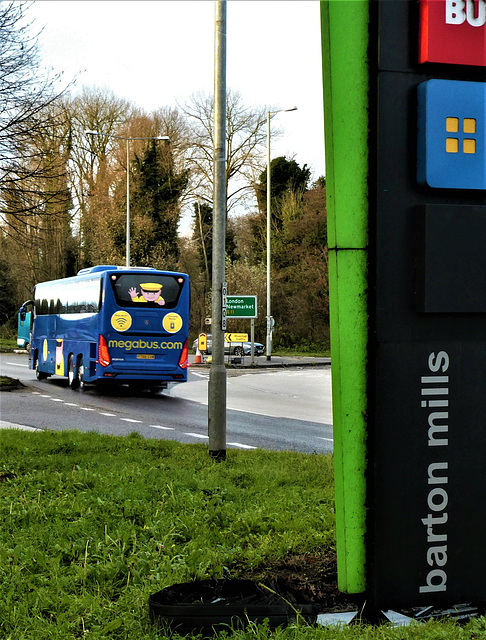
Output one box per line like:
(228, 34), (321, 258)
(209, 449), (226, 462)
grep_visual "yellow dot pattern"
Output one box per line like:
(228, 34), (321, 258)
(445, 117), (477, 155)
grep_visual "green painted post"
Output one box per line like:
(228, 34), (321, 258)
(321, 0), (369, 594)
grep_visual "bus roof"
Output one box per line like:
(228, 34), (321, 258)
(77, 265), (158, 275)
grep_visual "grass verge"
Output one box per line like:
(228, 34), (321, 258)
(0, 337), (17, 351)
(1, 429), (485, 639)
(273, 348), (331, 358)
(0, 375), (23, 389)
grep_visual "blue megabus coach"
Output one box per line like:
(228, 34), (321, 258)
(29, 266), (190, 392)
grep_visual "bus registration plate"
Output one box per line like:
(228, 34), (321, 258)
(137, 354), (155, 359)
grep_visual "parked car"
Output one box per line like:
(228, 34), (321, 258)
(193, 334), (265, 357)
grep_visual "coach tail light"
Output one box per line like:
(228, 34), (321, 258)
(98, 334), (111, 367)
(178, 339), (189, 369)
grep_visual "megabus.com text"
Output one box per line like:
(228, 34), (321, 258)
(109, 340), (183, 351)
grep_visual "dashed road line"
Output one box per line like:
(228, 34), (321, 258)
(228, 442), (257, 449)
(27, 391), (259, 450)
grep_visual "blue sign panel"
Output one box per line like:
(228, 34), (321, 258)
(417, 79), (486, 190)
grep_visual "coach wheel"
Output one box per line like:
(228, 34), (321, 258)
(68, 354), (79, 390)
(35, 357), (48, 381)
(76, 356), (85, 391)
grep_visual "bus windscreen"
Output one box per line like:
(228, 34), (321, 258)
(110, 273), (185, 309)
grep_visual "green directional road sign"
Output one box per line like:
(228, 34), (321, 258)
(226, 295), (257, 319)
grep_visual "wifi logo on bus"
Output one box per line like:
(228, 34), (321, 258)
(111, 311), (133, 332)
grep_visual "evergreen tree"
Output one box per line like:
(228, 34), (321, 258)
(0, 241), (17, 324)
(256, 156), (311, 228)
(249, 156), (311, 263)
(130, 139), (188, 269)
(192, 200), (213, 285)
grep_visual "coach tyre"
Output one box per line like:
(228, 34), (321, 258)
(68, 354), (79, 390)
(76, 356), (85, 391)
(35, 357), (48, 380)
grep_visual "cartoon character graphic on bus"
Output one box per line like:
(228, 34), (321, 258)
(128, 282), (165, 306)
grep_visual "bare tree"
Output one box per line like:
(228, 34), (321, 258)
(62, 87), (133, 265)
(0, 97), (75, 305)
(180, 90), (273, 214)
(67, 98), (190, 268)
(0, 1), (69, 228)
(66, 87), (133, 209)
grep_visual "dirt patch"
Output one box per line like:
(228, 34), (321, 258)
(0, 471), (17, 483)
(237, 552), (363, 613)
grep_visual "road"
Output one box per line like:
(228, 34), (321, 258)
(0, 352), (333, 454)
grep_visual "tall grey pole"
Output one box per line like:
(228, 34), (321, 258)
(208, 0), (227, 460)
(266, 112), (272, 360)
(126, 139), (130, 267)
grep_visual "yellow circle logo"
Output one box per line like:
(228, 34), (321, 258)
(111, 311), (132, 332)
(163, 313), (183, 333)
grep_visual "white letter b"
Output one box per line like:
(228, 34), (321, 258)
(446, 0), (466, 23)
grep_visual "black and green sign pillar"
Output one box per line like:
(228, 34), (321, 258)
(322, 0), (486, 609)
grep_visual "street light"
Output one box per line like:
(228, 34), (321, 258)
(85, 130), (170, 267)
(266, 107), (297, 361)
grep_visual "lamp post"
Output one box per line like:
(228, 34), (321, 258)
(85, 130), (169, 267)
(265, 107), (297, 361)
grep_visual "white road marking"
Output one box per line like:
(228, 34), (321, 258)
(7, 362), (29, 368)
(120, 418), (142, 423)
(228, 442), (257, 449)
(150, 425), (174, 431)
(184, 432), (208, 439)
(99, 412), (116, 417)
(318, 437), (334, 442)
(64, 403), (79, 407)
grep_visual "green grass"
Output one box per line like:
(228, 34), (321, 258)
(273, 348), (331, 358)
(1, 429), (485, 639)
(0, 337), (16, 350)
(0, 375), (21, 388)
(272, 344), (331, 358)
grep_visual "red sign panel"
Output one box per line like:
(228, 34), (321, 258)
(419, 0), (486, 66)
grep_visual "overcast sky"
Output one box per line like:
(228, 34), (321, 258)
(28, 1), (325, 232)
